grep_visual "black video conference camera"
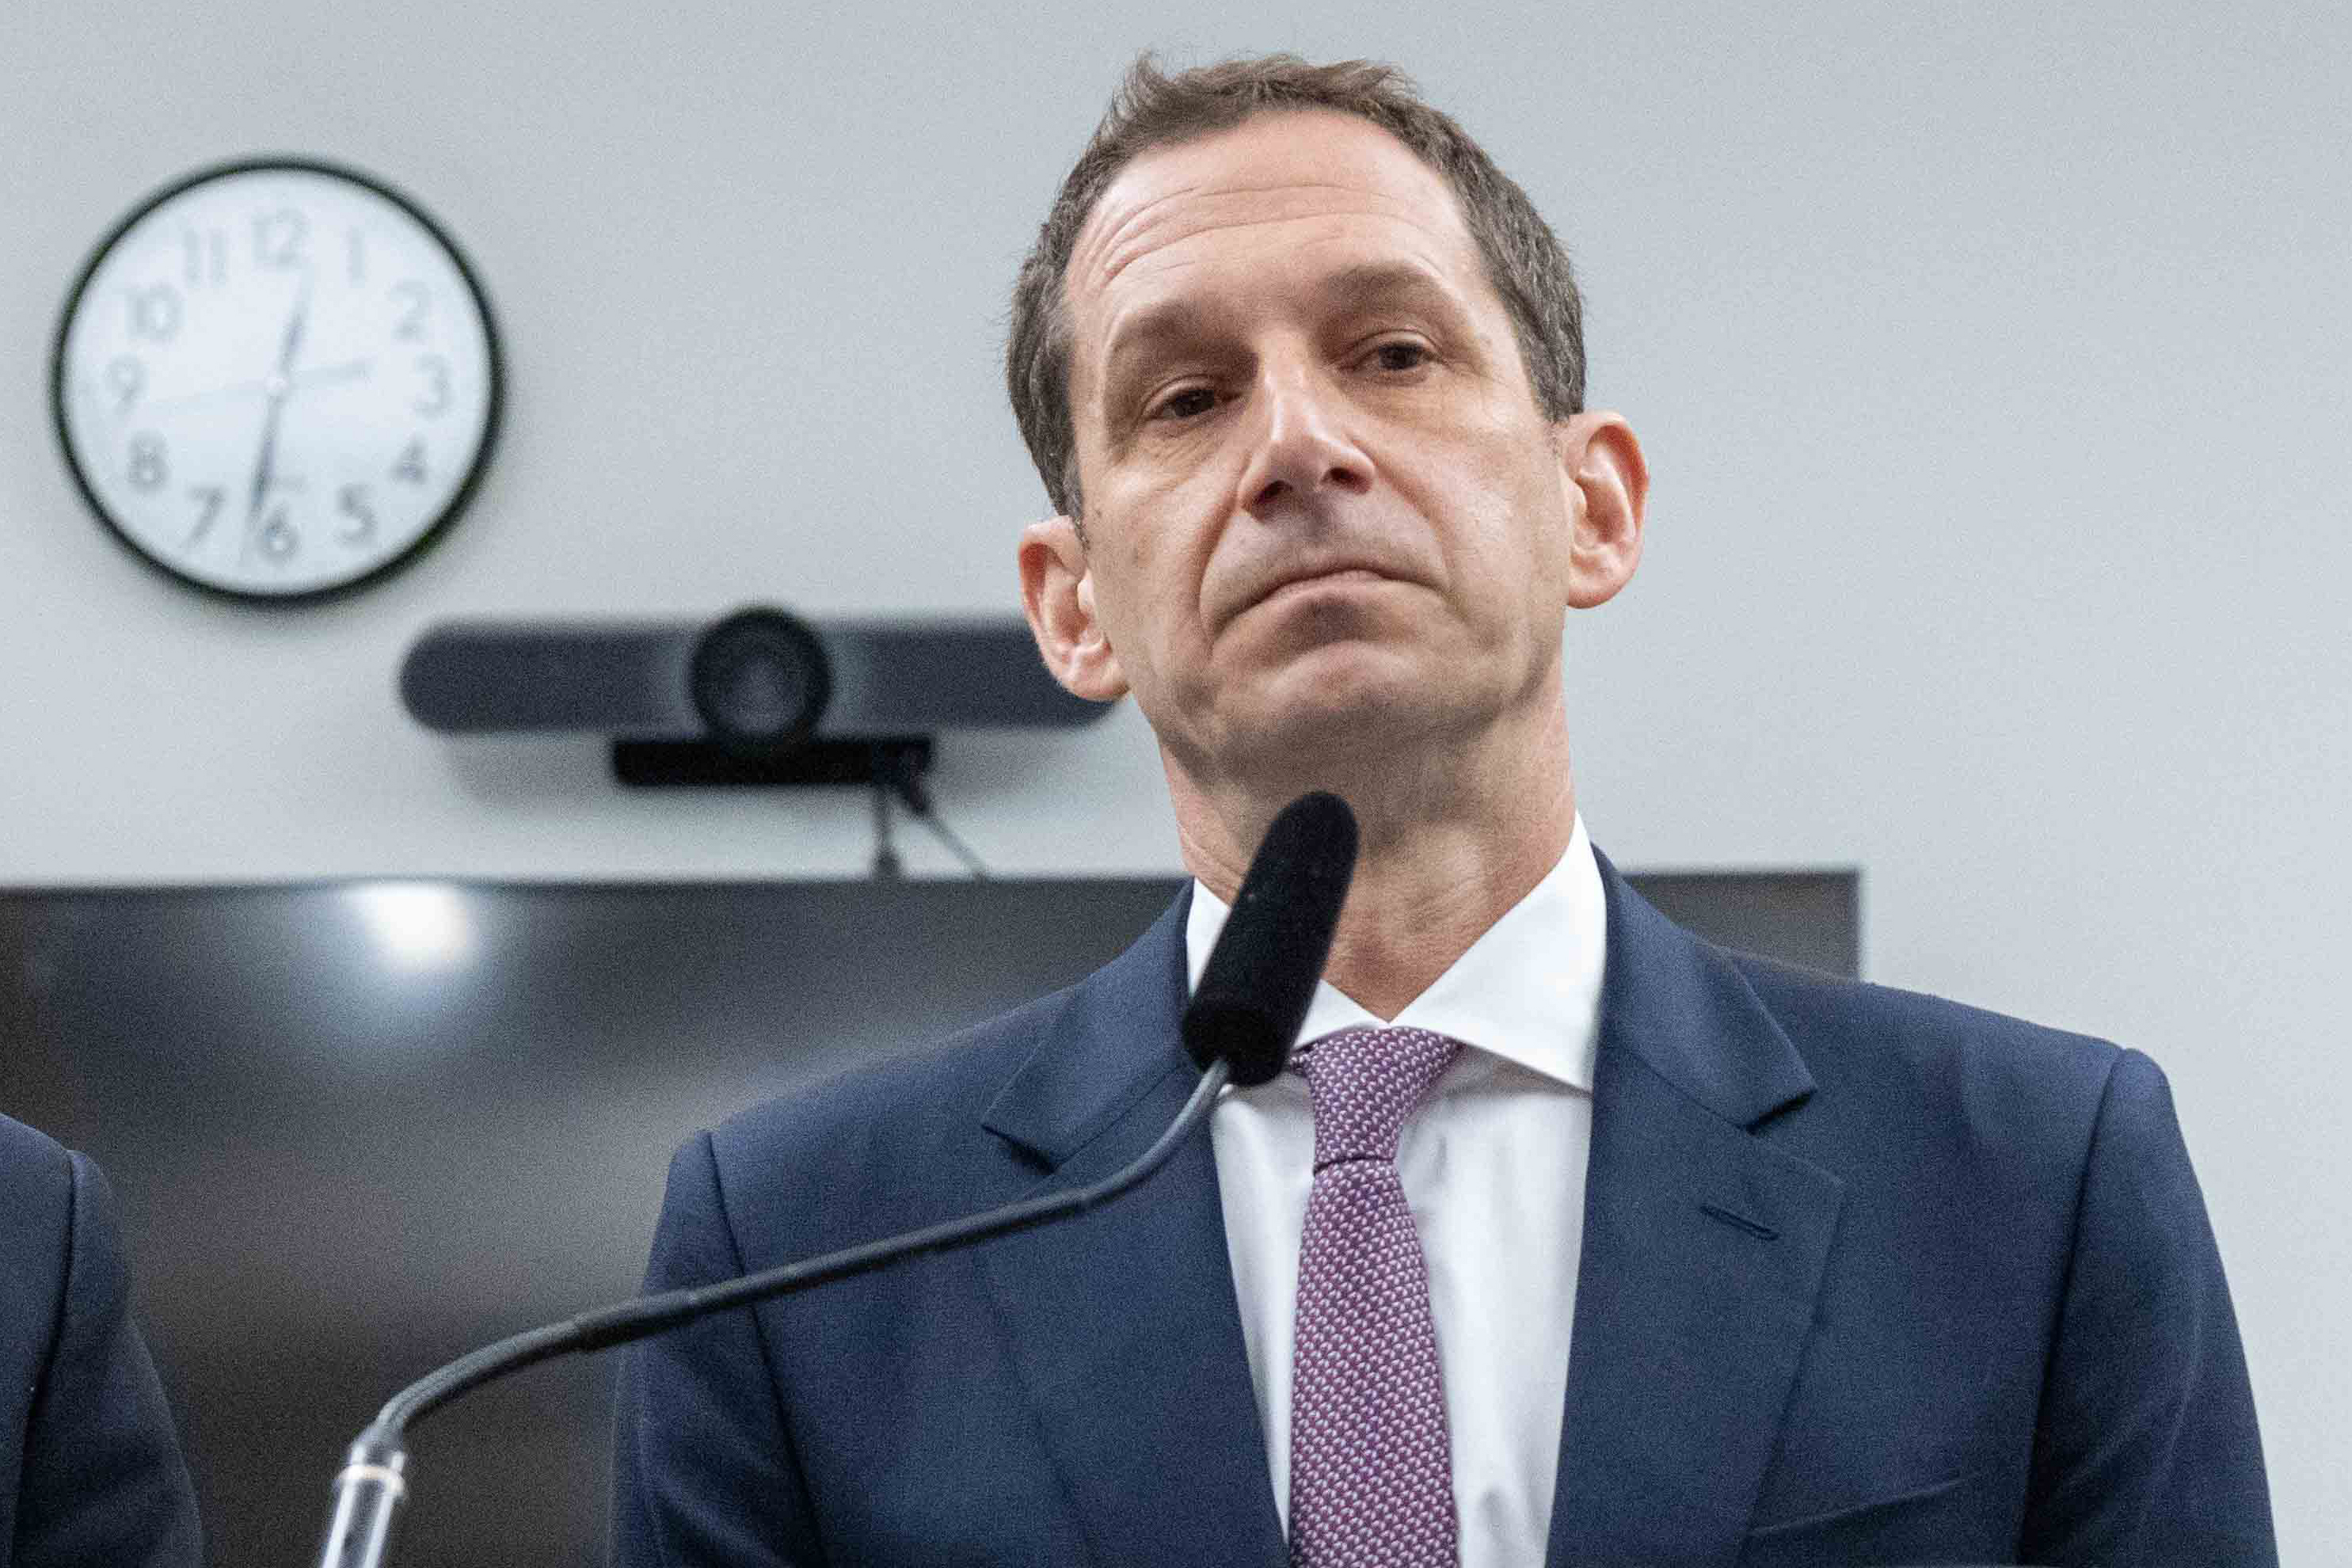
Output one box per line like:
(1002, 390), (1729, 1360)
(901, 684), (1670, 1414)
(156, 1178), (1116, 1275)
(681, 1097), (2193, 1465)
(400, 606), (1106, 786)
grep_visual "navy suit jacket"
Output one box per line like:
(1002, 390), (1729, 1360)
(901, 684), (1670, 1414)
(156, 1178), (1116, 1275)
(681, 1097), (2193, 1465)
(0, 1116), (201, 1568)
(612, 851), (2274, 1566)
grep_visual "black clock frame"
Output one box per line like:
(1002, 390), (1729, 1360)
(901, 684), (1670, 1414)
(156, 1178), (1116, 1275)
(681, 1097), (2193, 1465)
(48, 154), (506, 607)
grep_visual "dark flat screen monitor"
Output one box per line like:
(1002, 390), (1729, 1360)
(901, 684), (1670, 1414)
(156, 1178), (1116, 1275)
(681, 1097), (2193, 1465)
(0, 867), (1853, 1566)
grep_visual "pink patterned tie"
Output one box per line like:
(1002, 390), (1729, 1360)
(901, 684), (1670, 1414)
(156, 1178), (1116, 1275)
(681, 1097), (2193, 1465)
(1288, 1024), (1462, 1567)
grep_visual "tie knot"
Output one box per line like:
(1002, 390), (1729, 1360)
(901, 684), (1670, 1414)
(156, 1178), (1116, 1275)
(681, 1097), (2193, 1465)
(1294, 1025), (1461, 1169)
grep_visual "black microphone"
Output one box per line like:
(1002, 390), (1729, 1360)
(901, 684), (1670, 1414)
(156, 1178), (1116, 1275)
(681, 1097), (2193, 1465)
(1184, 790), (1358, 1087)
(312, 790), (1360, 1568)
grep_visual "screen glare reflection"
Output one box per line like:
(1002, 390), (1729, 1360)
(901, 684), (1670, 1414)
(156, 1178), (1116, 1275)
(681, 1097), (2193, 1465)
(348, 881), (478, 972)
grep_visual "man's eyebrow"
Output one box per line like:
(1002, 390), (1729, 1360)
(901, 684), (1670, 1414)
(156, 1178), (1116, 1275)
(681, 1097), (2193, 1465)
(1098, 260), (1469, 386)
(1311, 260), (1470, 319)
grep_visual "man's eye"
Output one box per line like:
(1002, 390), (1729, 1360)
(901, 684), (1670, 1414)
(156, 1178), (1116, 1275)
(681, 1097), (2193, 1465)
(1146, 345), (1425, 423)
(1151, 387), (1217, 421)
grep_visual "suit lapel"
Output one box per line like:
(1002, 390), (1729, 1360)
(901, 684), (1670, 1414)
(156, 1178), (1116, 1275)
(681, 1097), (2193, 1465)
(969, 854), (1844, 1567)
(1546, 852), (1848, 1568)
(976, 892), (1288, 1568)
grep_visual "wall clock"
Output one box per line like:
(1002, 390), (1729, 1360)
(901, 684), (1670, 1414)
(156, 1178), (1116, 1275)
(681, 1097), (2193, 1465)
(51, 158), (502, 602)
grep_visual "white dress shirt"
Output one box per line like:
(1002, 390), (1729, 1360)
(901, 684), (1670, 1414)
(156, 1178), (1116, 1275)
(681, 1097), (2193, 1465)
(1188, 814), (1606, 1568)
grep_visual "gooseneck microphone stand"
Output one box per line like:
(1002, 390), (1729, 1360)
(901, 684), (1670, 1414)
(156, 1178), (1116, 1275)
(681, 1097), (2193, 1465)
(314, 788), (1360, 1568)
(315, 1059), (1231, 1568)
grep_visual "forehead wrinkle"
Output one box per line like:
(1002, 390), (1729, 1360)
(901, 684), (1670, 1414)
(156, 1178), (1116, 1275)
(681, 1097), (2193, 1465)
(1091, 180), (1444, 292)
(1064, 120), (1478, 428)
(1073, 179), (1211, 293)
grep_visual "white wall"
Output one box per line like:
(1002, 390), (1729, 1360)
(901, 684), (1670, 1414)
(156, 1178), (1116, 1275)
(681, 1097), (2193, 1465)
(3, 0), (2346, 1551)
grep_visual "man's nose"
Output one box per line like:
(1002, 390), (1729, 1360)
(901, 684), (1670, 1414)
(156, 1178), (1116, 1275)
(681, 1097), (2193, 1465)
(1235, 356), (1373, 518)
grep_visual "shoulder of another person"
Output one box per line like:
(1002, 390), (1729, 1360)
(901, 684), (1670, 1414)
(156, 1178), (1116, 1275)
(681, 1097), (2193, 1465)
(0, 1113), (78, 1251)
(0, 1115), (82, 1415)
(0, 1110), (75, 1184)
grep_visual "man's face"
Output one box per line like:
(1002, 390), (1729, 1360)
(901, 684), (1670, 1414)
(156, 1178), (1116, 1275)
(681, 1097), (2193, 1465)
(1032, 108), (1607, 787)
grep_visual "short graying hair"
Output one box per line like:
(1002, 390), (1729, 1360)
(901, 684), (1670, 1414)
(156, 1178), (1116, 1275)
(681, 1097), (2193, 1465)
(1004, 50), (1587, 526)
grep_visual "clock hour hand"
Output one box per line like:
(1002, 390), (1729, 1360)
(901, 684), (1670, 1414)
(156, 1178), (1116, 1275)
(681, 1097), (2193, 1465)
(276, 274), (313, 379)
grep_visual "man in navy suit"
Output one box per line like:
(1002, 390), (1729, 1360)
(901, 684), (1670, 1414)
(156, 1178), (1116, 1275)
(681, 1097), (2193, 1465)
(0, 1114), (201, 1568)
(613, 51), (2273, 1566)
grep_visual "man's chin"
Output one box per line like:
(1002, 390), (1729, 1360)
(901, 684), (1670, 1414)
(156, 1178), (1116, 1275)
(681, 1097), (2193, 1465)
(1221, 655), (1469, 773)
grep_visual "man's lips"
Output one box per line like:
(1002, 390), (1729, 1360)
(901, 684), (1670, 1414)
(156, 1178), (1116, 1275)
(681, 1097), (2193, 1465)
(1243, 561), (1410, 615)
(1212, 558), (1419, 634)
(1260, 565), (1389, 603)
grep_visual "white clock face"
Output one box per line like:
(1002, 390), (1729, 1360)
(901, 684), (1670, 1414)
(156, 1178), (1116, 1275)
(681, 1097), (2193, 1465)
(53, 161), (500, 599)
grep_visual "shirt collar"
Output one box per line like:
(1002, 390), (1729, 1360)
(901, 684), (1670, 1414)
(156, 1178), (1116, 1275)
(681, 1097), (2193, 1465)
(1183, 813), (1604, 1094)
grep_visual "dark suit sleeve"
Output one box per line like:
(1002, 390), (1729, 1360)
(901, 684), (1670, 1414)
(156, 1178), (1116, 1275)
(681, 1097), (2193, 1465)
(12, 1150), (202, 1568)
(611, 1131), (828, 1568)
(2020, 1049), (2276, 1566)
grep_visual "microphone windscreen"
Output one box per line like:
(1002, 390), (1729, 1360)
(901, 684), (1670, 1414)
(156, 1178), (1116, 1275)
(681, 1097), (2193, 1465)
(1182, 792), (1359, 1087)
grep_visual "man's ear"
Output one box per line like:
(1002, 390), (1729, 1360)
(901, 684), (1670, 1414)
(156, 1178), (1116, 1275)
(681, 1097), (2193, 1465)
(1018, 516), (1129, 702)
(1555, 411), (1649, 610)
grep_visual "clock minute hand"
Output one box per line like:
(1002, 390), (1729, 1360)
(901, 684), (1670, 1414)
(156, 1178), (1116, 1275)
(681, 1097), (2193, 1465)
(238, 398), (287, 565)
(240, 279), (313, 564)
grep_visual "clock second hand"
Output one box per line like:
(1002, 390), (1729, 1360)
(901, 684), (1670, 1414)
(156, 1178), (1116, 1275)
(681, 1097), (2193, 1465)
(238, 276), (314, 566)
(140, 358), (371, 418)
